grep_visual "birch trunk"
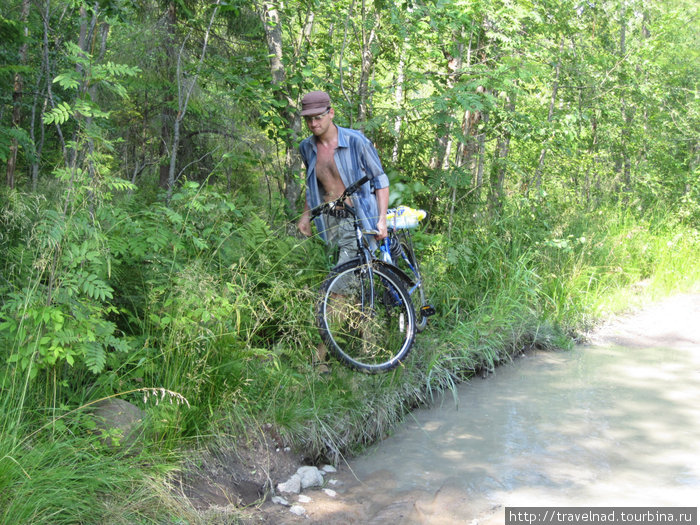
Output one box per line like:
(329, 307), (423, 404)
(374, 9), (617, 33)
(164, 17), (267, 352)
(392, 40), (407, 163)
(489, 91), (516, 212)
(159, 2), (176, 189)
(357, 0), (378, 125)
(166, 1), (220, 203)
(5, 0), (30, 189)
(533, 37), (564, 192)
(260, 1), (303, 214)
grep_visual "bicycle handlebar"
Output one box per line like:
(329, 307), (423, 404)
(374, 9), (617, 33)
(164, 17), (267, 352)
(343, 174), (370, 197)
(309, 174), (370, 219)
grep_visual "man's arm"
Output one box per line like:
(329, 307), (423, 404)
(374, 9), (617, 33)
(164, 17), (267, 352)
(297, 143), (313, 237)
(297, 198), (313, 237)
(375, 186), (389, 241)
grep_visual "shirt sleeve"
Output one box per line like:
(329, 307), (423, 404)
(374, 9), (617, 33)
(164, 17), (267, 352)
(298, 140), (309, 169)
(360, 139), (390, 190)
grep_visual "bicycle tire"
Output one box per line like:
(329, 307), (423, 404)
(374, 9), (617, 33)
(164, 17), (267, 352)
(398, 240), (428, 332)
(317, 260), (416, 373)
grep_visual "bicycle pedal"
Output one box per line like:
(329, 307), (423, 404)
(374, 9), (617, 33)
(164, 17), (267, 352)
(420, 305), (436, 317)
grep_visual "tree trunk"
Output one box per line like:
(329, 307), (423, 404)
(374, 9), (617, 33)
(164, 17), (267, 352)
(357, 0), (378, 125)
(30, 83), (47, 192)
(338, 0), (356, 122)
(166, 1), (220, 203)
(159, 1), (176, 189)
(533, 37), (564, 192)
(5, 0), (30, 189)
(690, 141), (700, 195)
(475, 111), (487, 199)
(444, 36), (467, 238)
(392, 38), (407, 164)
(489, 91), (515, 212)
(619, 10), (632, 195)
(260, 0), (303, 216)
(42, 0), (68, 167)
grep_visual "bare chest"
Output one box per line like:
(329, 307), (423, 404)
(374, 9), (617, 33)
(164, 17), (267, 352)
(315, 143), (345, 199)
(315, 143), (337, 177)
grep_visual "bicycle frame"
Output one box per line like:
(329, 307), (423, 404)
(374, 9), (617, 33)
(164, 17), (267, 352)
(387, 229), (422, 295)
(309, 175), (412, 315)
(310, 176), (430, 371)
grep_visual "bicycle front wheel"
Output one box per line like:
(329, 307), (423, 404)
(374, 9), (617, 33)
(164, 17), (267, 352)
(317, 260), (416, 373)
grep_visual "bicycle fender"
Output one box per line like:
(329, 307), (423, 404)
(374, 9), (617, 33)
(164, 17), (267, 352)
(374, 259), (416, 289)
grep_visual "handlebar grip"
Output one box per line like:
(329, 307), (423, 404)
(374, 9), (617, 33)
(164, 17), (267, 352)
(344, 174), (370, 197)
(309, 174), (370, 219)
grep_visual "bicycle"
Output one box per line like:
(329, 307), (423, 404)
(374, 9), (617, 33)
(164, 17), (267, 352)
(310, 175), (434, 373)
(381, 206), (435, 333)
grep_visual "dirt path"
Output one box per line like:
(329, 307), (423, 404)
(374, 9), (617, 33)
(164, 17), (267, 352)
(242, 293), (700, 524)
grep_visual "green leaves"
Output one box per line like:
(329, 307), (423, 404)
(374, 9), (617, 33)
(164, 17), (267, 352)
(77, 271), (114, 301)
(42, 102), (72, 125)
(53, 71), (81, 90)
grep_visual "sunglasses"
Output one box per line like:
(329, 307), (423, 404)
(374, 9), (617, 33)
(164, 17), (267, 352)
(304, 108), (331, 122)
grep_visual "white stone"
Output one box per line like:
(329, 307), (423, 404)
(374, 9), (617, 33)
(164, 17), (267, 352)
(271, 496), (290, 506)
(289, 505), (306, 516)
(277, 474), (301, 494)
(323, 488), (337, 498)
(296, 466), (324, 489)
(321, 464), (337, 474)
(298, 494), (312, 503)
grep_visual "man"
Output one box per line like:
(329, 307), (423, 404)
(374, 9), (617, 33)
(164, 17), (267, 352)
(296, 90), (390, 371)
(297, 90), (390, 267)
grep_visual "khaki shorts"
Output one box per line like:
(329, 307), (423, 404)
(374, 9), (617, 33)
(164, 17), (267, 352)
(325, 215), (359, 294)
(325, 215), (357, 267)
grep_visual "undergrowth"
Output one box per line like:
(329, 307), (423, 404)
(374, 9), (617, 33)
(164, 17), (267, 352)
(1, 183), (698, 523)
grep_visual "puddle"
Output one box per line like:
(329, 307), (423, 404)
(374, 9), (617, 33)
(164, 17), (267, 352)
(336, 345), (700, 523)
(263, 295), (700, 524)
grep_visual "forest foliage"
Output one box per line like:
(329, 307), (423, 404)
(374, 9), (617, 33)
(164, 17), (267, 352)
(0, 0), (699, 522)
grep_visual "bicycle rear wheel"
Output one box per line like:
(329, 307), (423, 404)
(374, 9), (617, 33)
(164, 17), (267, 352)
(394, 234), (428, 332)
(317, 260), (416, 373)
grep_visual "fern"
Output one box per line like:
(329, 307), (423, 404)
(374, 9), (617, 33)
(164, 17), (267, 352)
(83, 341), (107, 374)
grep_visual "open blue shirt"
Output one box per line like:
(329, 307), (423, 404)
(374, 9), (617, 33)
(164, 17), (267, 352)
(299, 125), (390, 244)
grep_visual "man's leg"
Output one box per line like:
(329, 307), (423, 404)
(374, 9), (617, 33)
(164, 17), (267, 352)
(315, 215), (358, 371)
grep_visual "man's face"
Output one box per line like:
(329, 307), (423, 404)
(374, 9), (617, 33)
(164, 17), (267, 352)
(305, 107), (334, 136)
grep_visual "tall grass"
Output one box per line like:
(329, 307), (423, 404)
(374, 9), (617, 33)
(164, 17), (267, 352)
(530, 203), (700, 328)
(1, 182), (698, 520)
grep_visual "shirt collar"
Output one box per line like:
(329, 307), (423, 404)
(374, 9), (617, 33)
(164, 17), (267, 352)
(312, 124), (348, 151)
(336, 125), (349, 148)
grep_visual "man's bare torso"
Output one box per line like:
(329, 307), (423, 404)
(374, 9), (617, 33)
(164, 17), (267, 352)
(315, 139), (346, 203)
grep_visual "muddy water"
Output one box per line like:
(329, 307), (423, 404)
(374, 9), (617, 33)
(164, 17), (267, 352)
(304, 295), (700, 524)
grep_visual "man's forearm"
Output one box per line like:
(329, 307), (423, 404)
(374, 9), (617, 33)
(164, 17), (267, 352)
(375, 186), (389, 240)
(297, 199), (313, 237)
(376, 186), (389, 217)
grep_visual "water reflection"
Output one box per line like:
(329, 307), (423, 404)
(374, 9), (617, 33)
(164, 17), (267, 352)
(323, 341), (700, 523)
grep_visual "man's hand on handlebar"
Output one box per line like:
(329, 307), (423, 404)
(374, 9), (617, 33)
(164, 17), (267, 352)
(375, 215), (388, 241)
(310, 174), (370, 220)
